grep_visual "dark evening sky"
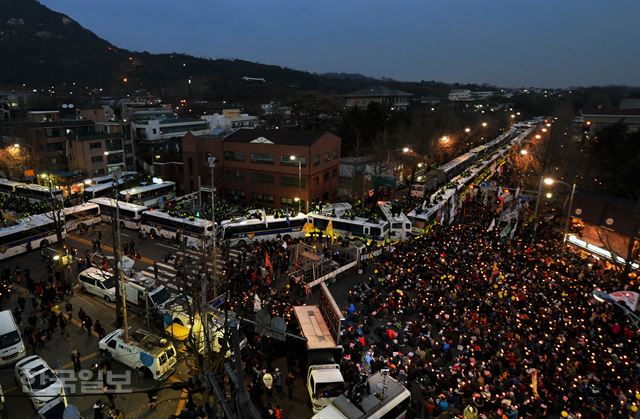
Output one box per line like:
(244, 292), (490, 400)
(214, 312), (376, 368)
(41, 0), (640, 88)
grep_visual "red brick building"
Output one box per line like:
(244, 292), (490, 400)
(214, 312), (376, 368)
(181, 129), (341, 210)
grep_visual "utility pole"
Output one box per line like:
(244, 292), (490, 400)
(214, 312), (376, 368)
(111, 172), (128, 340)
(111, 176), (123, 328)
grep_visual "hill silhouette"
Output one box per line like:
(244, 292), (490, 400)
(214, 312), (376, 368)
(0, 0), (483, 102)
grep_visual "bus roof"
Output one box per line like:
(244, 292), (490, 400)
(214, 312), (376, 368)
(63, 202), (99, 215)
(142, 210), (213, 227)
(0, 178), (26, 187)
(89, 197), (148, 212)
(0, 213), (56, 237)
(293, 305), (337, 350)
(84, 180), (124, 192)
(307, 212), (387, 227)
(438, 151), (475, 174)
(84, 171), (137, 186)
(120, 181), (175, 196)
(220, 212), (307, 227)
(16, 183), (62, 193)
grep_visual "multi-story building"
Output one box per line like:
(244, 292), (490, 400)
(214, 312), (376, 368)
(343, 86), (413, 110)
(0, 114), (134, 194)
(181, 129), (341, 210)
(201, 109), (258, 131)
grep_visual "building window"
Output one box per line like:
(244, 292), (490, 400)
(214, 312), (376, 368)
(125, 144), (133, 153)
(281, 196), (305, 208)
(251, 153), (274, 164)
(91, 155), (103, 164)
(324, 152), (330, 162)
(224, 151), (244, 161)
(152, 128), (157, 135)
(313, 154), (320, 166)
(89, 142), (102, 149)
(46, 142), (64, 152)
(253, 192), (274, 204)
(280, 176), (305, 187)
(280, 155), (307, 166)
(314, 176), (319, 186)
(323, 171), (330, 181)
(224, 169), (245, 181)
(126, 157), (133, 166)
(228, 189), (246, 200)
(332, 168), (338, 178)
(250, 173), (274, 184)
(332, 149), (339, 160)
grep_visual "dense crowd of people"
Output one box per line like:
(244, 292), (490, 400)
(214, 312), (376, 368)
(335, 201), (640, 418)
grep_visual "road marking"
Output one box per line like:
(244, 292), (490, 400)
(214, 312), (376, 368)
(156, 243), (178, 250)
(175, 390), (188, 416)
(67, 234), (155, 265)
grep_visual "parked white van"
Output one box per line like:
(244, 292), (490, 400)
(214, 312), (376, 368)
(99, 329), (177, 381)
(78, 267), (117, 302)
(0, 310), (26, 366)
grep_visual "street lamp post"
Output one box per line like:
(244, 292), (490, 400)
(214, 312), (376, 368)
(542, 178), (577, 240)
(290, 155), (302, 213)
(206, 153), (216, 343)
(531, 176), (553, 244)
(110, 172), (128, 340)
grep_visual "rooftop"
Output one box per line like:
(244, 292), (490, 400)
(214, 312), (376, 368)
(570, 190), (639, 238)
(343, 85), (413, 98)
(223, 128), (332, 146)
(581, 108), (640, 117)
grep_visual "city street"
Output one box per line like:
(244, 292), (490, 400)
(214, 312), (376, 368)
(0, 223), (203, 418)
(0, 220), (367, 418)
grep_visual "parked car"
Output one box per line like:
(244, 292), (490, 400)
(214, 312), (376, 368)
(15, 356), (65, 409)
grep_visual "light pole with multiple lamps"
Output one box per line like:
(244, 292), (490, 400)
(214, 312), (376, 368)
(531, 177), (577, 244)
(289, 155), (302, 213)
(543, 178), (577, 240)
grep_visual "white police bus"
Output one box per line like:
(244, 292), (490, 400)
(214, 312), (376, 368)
(218, 212), (308, 246)
(120, 181), (176, 208)
(0, 213), (65, 260)
(307, 212), (390, 242)
(0, 179), (26, 197)
(89, 197), (147, 230)
(63, 203), (101, 232)
(15, 184), (64, 203)
(83, 180), (123, 201)
(140, 210), (214, 248)
(84, 171), (137, 187)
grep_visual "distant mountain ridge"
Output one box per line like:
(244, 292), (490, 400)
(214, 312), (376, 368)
(0, 0), (485, 102)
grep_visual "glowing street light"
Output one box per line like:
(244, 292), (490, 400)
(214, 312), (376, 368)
(464, 128), (471, 133)
(13, 143), (20, 149)
(402, 147), (411, 153)
(481, 122), (488, 128)
(520, 149), (528, 156)
(510, 114), (516, 119)
(104, 151), (110, 156)
(535, 134), (542, 139)
(440, 136), (450, 144)
(544, 177), (554, 185)
(546, 192), (553, 199)
(541, 128), (548, 133)
(290, 155), (303, 213)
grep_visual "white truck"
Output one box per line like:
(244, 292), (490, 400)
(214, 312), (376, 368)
(99, 328), (177, 380)
(312, 371), (411, 419)
(293, 305), (346, 413)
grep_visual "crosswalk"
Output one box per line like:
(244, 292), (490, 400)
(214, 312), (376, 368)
(140, 247), (244, 294)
